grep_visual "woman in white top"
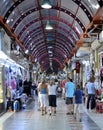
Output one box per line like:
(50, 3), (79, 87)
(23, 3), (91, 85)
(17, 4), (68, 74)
(86, 76), (96, 110)
(48, 78), (57, 115)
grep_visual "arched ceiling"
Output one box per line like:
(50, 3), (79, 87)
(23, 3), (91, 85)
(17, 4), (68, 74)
(0, 0), (102, 73)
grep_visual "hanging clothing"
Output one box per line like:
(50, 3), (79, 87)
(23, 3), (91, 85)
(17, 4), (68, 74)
(100, 68), (103, 83)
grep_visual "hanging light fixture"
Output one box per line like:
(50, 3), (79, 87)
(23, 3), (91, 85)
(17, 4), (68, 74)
(41, 0), (52, 9)
(45, 21), (53, 30)
(25, 49), (29, 54)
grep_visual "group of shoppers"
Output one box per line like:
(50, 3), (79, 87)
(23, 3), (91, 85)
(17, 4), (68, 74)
(64, 76), (97, 122)
(37, 75), (97, 122)
(38, 78), (57, 116)
(65, 77), (83, 122)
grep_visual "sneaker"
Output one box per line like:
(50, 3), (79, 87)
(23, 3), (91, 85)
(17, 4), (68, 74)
(49, 113), (51, 116)
(41, 113), (44, 116)
(54, 111), (56, 114)
(45, 112), (47, 114)
(71, 112), (74, 115)
(79, 118), (82, 122)
(66, 112), (71, 115)
(38, 108), (41, 111)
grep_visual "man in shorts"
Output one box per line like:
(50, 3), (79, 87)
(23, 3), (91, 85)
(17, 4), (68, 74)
(65, 77), (75, 115)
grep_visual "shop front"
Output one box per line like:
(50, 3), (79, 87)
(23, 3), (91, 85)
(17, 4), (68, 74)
(0, 28), (11, 114)
(0, 28), (25, 114)
(0, 64), (5, 114)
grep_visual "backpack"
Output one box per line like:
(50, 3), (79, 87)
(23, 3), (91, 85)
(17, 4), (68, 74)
(56, 87), (62, 93)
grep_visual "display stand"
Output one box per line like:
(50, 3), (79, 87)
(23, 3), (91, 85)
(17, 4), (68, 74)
(96, 101), (103, 113)
(0, 65), (5, 114)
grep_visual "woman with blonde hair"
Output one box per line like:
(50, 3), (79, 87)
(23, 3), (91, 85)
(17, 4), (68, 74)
(48, 78), (57, 115)
(38, 78), (48, 115)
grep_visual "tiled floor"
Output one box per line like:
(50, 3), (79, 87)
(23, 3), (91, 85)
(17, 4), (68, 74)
(0, 97), (103, 130)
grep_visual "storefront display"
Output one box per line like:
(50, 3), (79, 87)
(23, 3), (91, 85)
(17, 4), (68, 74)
(0, 65), (5, 114)
(98, 52), (103, 87)
(0, 28), (26, 113)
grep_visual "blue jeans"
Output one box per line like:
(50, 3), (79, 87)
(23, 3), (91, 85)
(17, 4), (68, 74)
(87, 94), (95, 109)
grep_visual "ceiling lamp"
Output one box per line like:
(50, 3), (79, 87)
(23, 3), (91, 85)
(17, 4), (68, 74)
(41, 0), (52, 9)
(48, 50), (52, 53)
(49, 57), (52, 60)
(49, 54), (53, 57)
(48, 46), (53, 49)
(45, 21), (53, 30)
(25, 49), (29, 54)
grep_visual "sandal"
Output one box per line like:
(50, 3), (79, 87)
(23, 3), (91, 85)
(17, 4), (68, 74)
(66, 112), (71, 115)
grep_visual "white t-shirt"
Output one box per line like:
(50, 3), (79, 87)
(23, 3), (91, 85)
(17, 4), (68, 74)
(86, 82), (95, 94)
(48, 85), (57, 95)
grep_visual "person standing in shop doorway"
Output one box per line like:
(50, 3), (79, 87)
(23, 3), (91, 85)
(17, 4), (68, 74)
(65, 77), (75, 115)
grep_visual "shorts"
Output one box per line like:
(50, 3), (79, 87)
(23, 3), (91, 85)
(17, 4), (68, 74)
(74, 104), (83, 114)
(62, 88), (65, 94)
(49, 95), (56, 107)
(39, 94), (48, 107)
(66, 97), (73, 104)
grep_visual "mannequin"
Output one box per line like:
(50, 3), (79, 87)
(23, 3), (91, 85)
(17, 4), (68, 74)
(11, 76), (16, 100)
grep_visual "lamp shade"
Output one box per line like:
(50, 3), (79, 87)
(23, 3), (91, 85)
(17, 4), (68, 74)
(41, 0), (52, 9)
(25, 49), (29, 54)
(45, 21), (53, 30)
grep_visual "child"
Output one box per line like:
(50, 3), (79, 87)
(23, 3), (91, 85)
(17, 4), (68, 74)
(73, 84), (84, 122)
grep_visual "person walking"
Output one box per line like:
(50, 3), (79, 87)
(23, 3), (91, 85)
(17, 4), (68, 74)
(56, 80), (62, 98)
(61, 78), (66, 99)
(65, 77), (75, 115)
(48, 78), (57, 116)
(73, 84), (84, 122)
(31, 82), (37, 100)
(85, 76), (96, 110)
(38, 78), (48, 115)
